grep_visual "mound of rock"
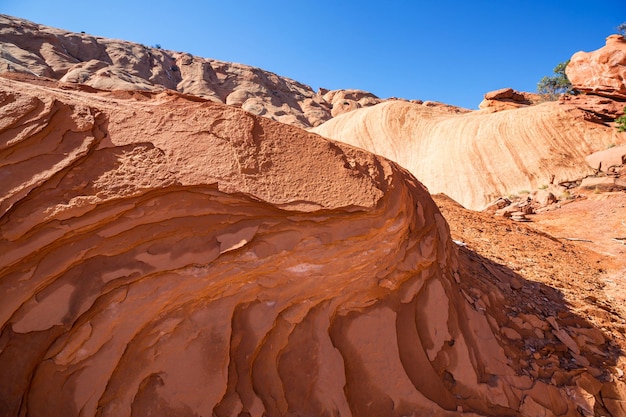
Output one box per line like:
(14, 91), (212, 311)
(319, 88), (382, 117)
(0, 14), (385, 128)
(312, 100), (624, 210)
(2, 75), (623, 417)
(567, 34), (626, 100)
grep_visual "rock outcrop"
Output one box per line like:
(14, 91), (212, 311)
(0, 14), (384, 128)
(2, 75), (624, 417)
(586, 144), (626, 173)
(312, 99), (624, 210)
(320, 89), (383, 117)
(567, 34), (626, 100)
(560, 94), (626, 123)
(479, 88), (539, 111)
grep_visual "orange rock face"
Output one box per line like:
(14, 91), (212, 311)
(567, 34), (626, 99)
(1, 75), (624, 417)
(312, 100), (624, 210)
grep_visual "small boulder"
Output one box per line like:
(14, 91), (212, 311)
(533, 190), (557, 206)
(483, 197), (512, 212)
(585, 144), (626, 173)
(579, 176), (626, 192)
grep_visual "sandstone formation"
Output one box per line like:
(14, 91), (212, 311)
(581, 175), (626, 191)
(2, 74), (625, 417)
(311, 34), (626, 211)
(560, 94), (626, 123)
(567, 34), (626, 100)
(479, 88), (539, 111)
(320, 89), (382, 117)
(586, 144), (626, 173)
(312, 99), (624, 210)
(0, 14), (386, 128)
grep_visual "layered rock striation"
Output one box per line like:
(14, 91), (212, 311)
(312, 99), (624, 210)
(1, 75), (623, 416)
(310, 33), (626, 211)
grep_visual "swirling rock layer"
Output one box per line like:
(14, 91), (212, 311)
(312, 100), (625, 210)
(0, 75), (624, 417)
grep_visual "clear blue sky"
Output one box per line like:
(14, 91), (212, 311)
(1, 1), (624, 108)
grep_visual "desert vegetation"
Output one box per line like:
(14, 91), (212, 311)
(537, 60), (575, 100)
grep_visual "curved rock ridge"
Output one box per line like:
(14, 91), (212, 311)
(1, 76), (621, 416)
(0, 14), (391, 128)
(312, 100), (625, 210)
(567, 34), (626, 100)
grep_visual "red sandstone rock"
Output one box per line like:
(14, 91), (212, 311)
(1, 74), (622, 417)
(567, 34), (626, 100)
(579, 176), (626, 192)
(2, 13), (626, 417)
(321, 89), (382, 117)
(421, 100), (471, 114)
(559, 94), (626, 122)
(0, 15), (387, 128)
(586, 144), (626, 172)
(479, 87), (539, 111)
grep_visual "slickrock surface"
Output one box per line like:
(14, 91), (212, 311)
(2, 75), (625, 416)
(0, 14), (386, 128)
(312, 99), (625, 210)
(567, 34), (626, 100)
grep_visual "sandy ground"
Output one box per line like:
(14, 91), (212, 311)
(434, 191), (626, 354)
(531, 192), (626, 322)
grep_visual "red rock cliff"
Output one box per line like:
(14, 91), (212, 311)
(567, 34), (626, 100)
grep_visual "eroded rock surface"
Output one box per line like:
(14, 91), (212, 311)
(0, 14), (389, 128)
(2, 75), (624, 416)
(479, 87), (540, 111)
(567, 34), (626, 100)
(312, 100), (625, 210)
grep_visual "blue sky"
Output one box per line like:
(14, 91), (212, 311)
(1, 1), (624, 108)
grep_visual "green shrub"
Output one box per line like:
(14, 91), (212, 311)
(537, 61), (575, 100)
(616, 107), (626, 132)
